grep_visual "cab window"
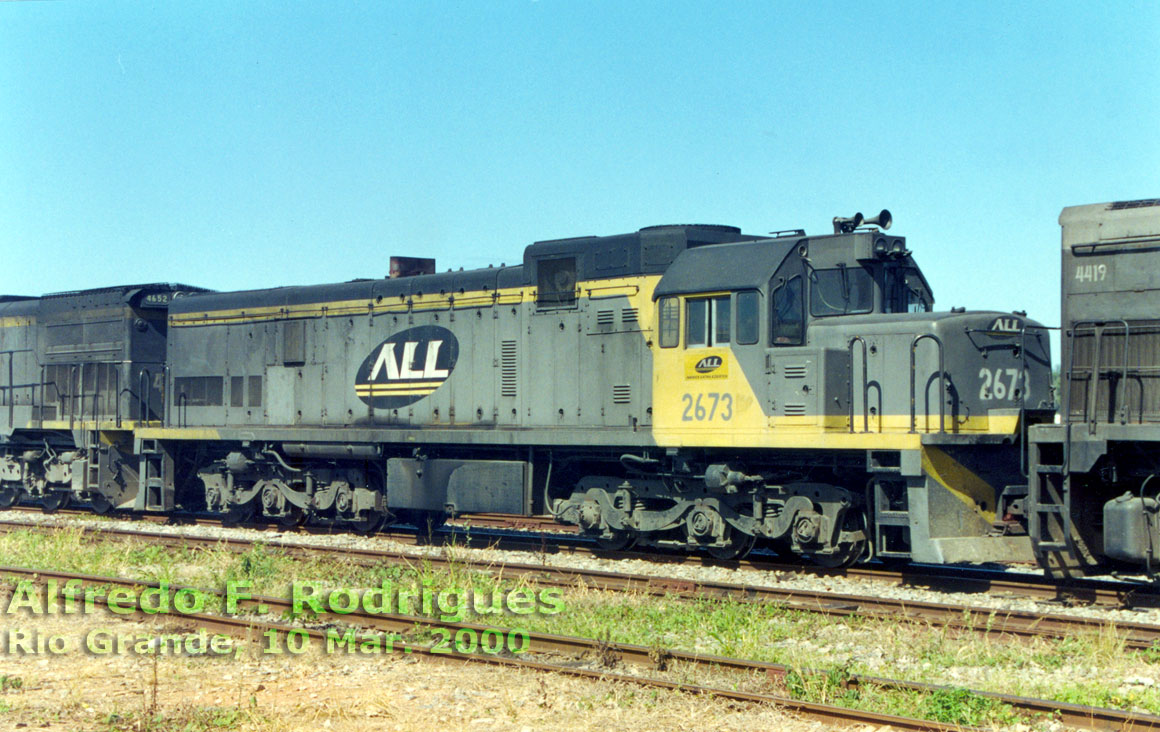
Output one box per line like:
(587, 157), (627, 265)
(810, 265), (873, 317)
(686, 296), (730, 347)
(770, 275), (804, 346)
(886, 267), (932, 313)
(736, 290), (760, 345)
(658, 297), (680, 348)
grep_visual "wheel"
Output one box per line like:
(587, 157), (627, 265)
(809, 510), (869, 568)
(0, 484), (21, 509)
(706, 528), (757, 561)
(349, 512), (384, 535)
(277, 506), (308, 528)
(594, 530), (637, 552)
(224, 502), (256, 526)
(89, 493), (115, 515)
(42, 491), (71, 513)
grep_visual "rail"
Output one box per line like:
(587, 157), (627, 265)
(909, 334), (946, 433)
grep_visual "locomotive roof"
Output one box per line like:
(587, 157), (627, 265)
(1060, 199), (1160, 248)
(170, 224), (765, 314)
(41, 282), (209, 300)
(653, 237), (800, 298)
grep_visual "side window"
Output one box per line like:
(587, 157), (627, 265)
(686, 298), (708, 347)
(736, 290), (760, 345)
(536, 257), (577, 307)
(770, 276), (804, 346)
(685, 296), (730, 348)
(658, 297), (680, 348)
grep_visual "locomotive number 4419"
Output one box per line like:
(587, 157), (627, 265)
(681, 393), (733, 421)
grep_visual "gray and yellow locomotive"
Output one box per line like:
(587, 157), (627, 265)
(1, 212), (1055, 565)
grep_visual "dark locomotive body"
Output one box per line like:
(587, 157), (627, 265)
(0, 284), (199, 511)
(1030, 199), (1160, 574)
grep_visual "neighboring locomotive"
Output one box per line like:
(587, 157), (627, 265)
(0, 211), (1056, 566)
(0, 284), (201, 512)
(1030, 199), (1160, 575)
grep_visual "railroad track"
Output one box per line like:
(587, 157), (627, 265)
(5, 505), (1160, 611)
(4, 517), (1160, 652)
(3, 565), (1157, 732)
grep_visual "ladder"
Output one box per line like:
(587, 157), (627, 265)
(136, 439), (174, 511)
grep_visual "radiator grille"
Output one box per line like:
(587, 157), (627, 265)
(784, 403), (807, 416)
(596, 309), (615, 326)
(621, 308), (639, 325)
(612, 384), (631, 404)
(1068, 320), (1160, 423)
(500, 340), (518, 397)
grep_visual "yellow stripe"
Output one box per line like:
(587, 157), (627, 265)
(355, 381), (444, 390)
(36, 420), (156, 431)
(168, 276), (656, 327)
(922, 446), (997, 523)
(135, 427), (222, 440)
(356, 388), (439, 396)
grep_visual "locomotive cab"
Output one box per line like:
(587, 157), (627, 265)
(646, 218), (1053, 564)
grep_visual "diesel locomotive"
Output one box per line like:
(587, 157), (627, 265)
(1, 210), (1058, 566)
(1030, 199), (1160, 575)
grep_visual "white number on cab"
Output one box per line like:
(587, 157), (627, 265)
(978, 368), (1029, 401)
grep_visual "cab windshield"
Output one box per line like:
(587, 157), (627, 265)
(886, 267), (932, 313)
(809, 265), (874, 317)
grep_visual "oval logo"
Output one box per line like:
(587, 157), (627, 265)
(694, 356), (723, 374)
(355, 325), (459, 408)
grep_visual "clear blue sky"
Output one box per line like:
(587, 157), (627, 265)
(3, 1), (1158, 337)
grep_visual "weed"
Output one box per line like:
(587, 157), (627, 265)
(920, 688), (1015, 727)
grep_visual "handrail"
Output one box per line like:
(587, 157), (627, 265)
(847, 337), (869, 433)
(5, 352), (11, 426)
(909, 334), (946, 434)
(1067, 320), (1131, 431)
(140, 369), (153, 425)
(68, 365), (78, 431)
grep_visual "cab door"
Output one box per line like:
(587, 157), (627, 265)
(652, 290), (769, 445)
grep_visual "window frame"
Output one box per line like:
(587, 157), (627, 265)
(808, 265), (875, 318)
(658, 297), (680, 348)
(685, 295), (731, 349)
(769, 275), (805, 347)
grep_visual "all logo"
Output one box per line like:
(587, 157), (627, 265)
(986, 317), (1023, 334)
(684, 351), (728, 380)
(694, 356), (723, 374)
(355, 325), (459, 408)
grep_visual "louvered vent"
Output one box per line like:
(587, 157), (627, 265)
(612, 384), (631, 404)
(596, 309), (615, 326)
(783, 365), (808, 379)
(621, 308), (639, 325)
(784, 403), (807, 416)
(500, 340), (518, 397)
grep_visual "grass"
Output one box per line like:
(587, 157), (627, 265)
(3, 524), (1160, 724)
(99, 704), (266, 732)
